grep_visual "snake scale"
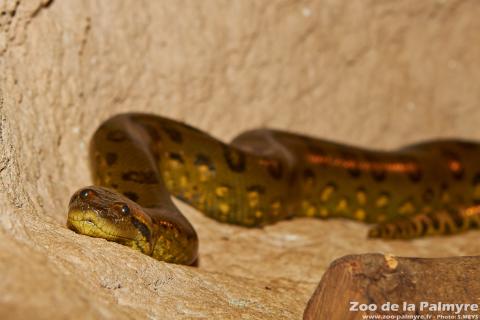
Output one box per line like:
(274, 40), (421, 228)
(67, 113), (480, 265)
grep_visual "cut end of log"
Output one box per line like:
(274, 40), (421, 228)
(304, 253), (480, 320)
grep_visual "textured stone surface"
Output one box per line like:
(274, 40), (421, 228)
(2, 0), (480, 318)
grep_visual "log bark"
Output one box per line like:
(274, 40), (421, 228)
(304, 254), (480, 320)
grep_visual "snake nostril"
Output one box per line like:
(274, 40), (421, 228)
(80, 188), (96, 199)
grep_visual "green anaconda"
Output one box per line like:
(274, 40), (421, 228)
(67, 113), (480, 265)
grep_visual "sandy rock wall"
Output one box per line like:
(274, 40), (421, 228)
(1, 0), (480, 319)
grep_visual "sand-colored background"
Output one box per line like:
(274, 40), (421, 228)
(1, 0), (480, 319)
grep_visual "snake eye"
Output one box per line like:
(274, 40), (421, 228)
(80, 188), (95, 199)
(113, 202), (131, 216)
(120, 204), (130, 215)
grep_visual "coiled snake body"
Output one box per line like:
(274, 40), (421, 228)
(67, 113), (480, 265)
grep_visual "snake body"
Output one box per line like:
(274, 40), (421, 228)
(67, 113), (480, 264)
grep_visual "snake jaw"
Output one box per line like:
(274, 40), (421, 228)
(67, 209), (152, 254)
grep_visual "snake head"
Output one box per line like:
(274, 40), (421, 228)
(67, 186), (155, 256)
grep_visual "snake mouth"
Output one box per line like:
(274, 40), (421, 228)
(67, 209), (152, 253)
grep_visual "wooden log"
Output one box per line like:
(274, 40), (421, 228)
(304, 253), (480, 319)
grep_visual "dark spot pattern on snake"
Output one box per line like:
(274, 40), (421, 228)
(105, 152), (118, 166)
(121, 170), (159, 184)
(261, 158), (283, 180)
(194, 153), (215, 171)
(106, 130), (127, 142)
(123, 191), (139, 202)
(341, 151), (361, 178)
(365, 155), (387, 182)
(131, 217), (151, 242)
(168, 152), (185, 164)
(143, 123), (163, 142)
(223, 146), (246, 173)
(407, 162), (423, 183)
(303, 168), (315, 180)
(162, 126), (183, 144)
